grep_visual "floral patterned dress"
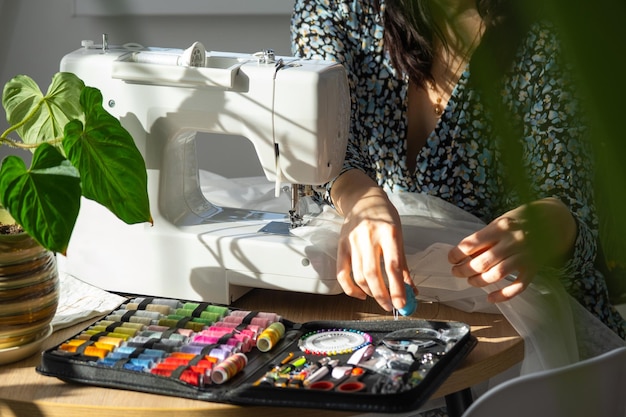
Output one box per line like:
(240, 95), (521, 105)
(291, 0), (626, 338)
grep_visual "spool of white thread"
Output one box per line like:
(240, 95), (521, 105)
(129, 41), (206, 67)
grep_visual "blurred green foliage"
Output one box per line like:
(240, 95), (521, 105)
(537, 0), (626, 302)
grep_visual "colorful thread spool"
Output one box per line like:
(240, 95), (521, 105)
(157, 317), (205, 332)
(174, 308), (222, 324)
(206, 325), (257, 340)
(105, 314), (153, 326)
(212, 320), (261, 332)
(96, 320), (146, 331)
(59, 343), (109, 359)
(125, 303), (172, 315)
(80, 330), (131, 341)
(197, 329), (254, 351)
(89, 325), (138, 337)
(147, 324), (194, 338)
(191, 335), (244, 351)
(150, 367), (206, 386)
(229, 310), (281, 322)
(130, 297), (182, 309)
(211, 352), (248, 384)
(222, 315), (270, 328)
(112, 309), (162, 320)
(256, 321), (286, 352)
(182, 303), (229, 319)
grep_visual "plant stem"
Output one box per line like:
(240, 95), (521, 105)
(0, 95), (60, 149)
(0, 135), (62, 149)
(1, 97), (63, 149)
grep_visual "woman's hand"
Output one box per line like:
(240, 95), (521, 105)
(448, 197), (577, 302)
(331, 170), (415, 312)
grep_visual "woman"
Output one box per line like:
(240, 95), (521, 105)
(291, 0), (626, 339)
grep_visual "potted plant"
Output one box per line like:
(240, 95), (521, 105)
(0, 71), (152, 360)
(1, 72), (152, 252)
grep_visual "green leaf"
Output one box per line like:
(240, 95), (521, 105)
(2, 72), (84, 147)
(0, 143), (81, 254)
(63, 87), (152, 225)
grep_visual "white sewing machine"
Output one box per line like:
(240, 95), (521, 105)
(57, 36), (350, 304)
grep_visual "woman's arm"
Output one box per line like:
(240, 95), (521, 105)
(292, 0), (415, 311)
(332, 169), (414, 311)
(449, 22), (594, 301)
(448, 197), (577, 301)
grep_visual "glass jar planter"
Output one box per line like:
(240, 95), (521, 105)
(0, 232), (59, 364)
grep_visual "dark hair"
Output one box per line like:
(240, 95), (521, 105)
(379, 0), (516, 87)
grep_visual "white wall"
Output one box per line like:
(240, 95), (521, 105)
(0, 0), (293, 177)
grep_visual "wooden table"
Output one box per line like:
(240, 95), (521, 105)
(0, 289), (523, 417)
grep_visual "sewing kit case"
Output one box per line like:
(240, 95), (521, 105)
(36, 296), (477, 413)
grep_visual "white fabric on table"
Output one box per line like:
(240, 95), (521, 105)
(198, 171), (626, 373)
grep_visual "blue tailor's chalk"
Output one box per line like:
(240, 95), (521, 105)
(397, 283), (417, 316)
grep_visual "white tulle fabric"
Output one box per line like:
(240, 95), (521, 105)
(199, 171), (626, 375)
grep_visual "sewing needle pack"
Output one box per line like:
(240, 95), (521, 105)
(37, 295), (476, 413)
